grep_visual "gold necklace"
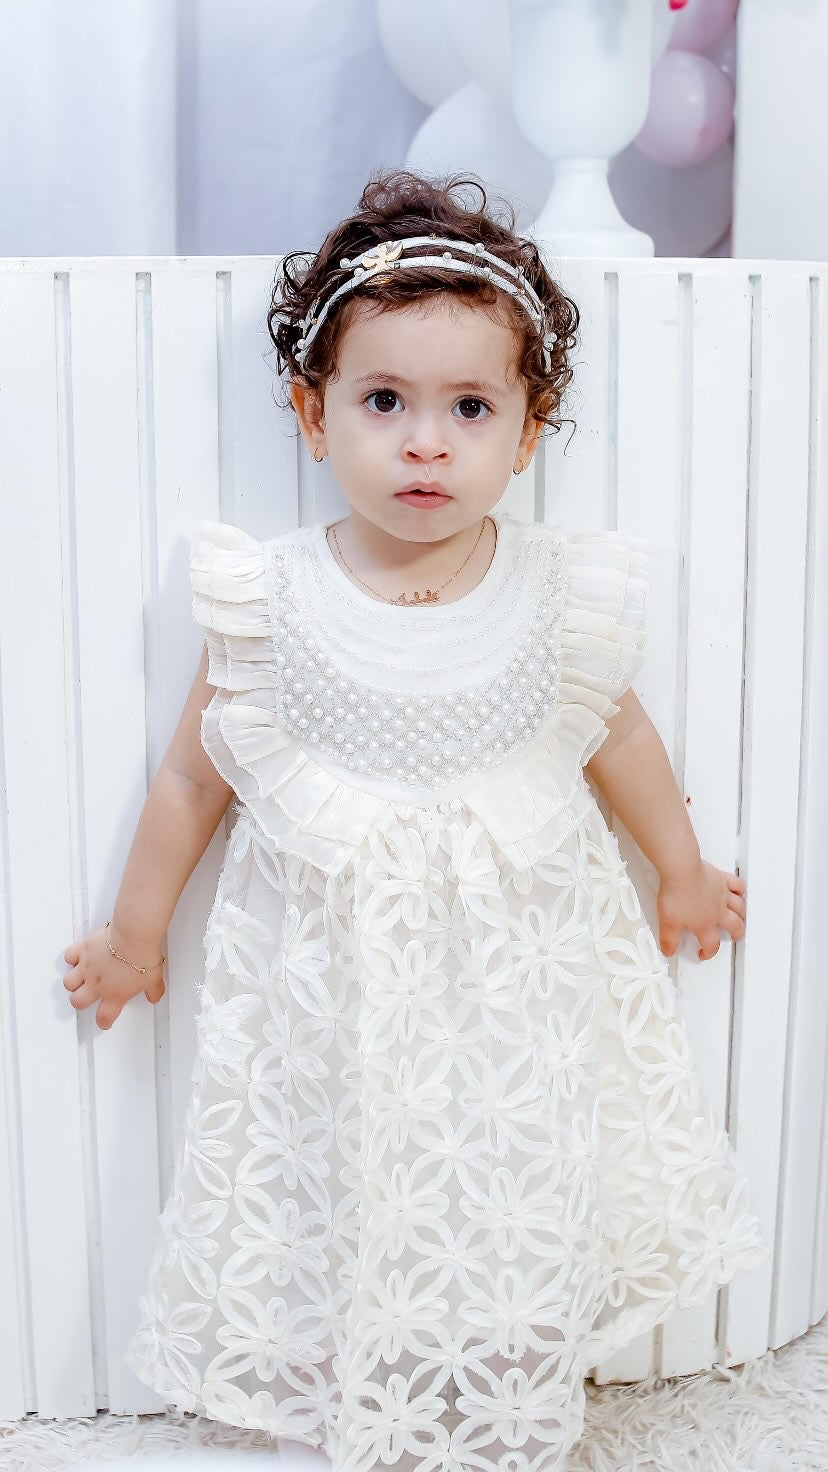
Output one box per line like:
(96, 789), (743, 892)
(328, 516), (494, 606)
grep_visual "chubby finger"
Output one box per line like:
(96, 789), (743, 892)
(728, 872), (746, 895)
(659, 926), (680, 958)
(725, 906), (746, 941)
(67, 983), (96, 1011)
(697, 933), (721, 961)
(96, 1001), (122, 1031)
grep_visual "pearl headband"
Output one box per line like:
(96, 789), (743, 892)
(291, 234), (558, 375)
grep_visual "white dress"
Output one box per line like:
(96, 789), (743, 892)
(124, 508), (768, 1472)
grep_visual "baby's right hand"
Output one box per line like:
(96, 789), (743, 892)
(62, 923), (166, 1032)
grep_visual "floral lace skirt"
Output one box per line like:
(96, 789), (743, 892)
(124, 798), (767, 1472)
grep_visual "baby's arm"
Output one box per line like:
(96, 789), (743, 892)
(584, 691), (747, 961)
(111, 644), (234, 947)
(63, 645), (234, 1030)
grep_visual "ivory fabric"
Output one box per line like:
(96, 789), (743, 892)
(124, 510), (767, 1471)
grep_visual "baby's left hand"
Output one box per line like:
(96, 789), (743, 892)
(657, 859), (746, 961)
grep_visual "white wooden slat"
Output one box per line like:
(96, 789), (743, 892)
(223, 261), (301, 538)
(597, 262), (684, 1385)
(662, 268), (753, 1375)
(0, 396), (27, 1420)
(67, 266), (163, 1414)
(809, 277), (828, 1332)
(770, 272), (828, 1350)
(615, 261), (683, 774)
(0, 267), (95, 1415)
(722, 271), (811, 1366)
(0, 813), (24, 1419)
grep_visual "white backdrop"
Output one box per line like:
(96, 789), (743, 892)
(2, 0), (827, 263)
(0, 0), (735, 263)
(0, 0), (427, 258)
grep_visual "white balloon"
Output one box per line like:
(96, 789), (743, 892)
(609, 135), (734, 256)
(442, 0), (512, 104)
(652, 0), (679, 63)
(405, 80), (556, 231)
(376, 0), (469, 108)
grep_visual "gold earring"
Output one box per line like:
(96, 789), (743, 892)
(313, 449), (325, 463)
(514, 459), (524, 475)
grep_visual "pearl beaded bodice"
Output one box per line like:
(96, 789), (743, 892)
(262, 512), (567, 793)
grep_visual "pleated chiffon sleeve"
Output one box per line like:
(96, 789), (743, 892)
(557, 528), (651, 759)
(189, 519), (277, 691)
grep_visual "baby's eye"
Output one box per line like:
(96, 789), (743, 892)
(455, 398), (491, 421)
(364, 389), (402, 414)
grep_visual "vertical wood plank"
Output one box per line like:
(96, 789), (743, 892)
(67, 265), (164, 1413)
(809, 274), (828, 1333)
(0, 271), (29, 1421)
(224, 261), (301, 537)
(771, 272), (828, 1349)
(661, 268), (753, 1375)
(0, 267), (95, 1416)
(722, 270), (811, 1365)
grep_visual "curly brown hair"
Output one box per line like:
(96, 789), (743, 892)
(265, 168), (580, 445)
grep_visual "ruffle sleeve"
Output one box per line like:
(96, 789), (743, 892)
(189, 518), (387, 873)
(189, 519), (277, 691)
(556, 528), (650, 766)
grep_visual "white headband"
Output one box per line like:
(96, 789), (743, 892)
(291, 234), (558, 375)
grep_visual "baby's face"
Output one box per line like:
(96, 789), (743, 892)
(302, 294), (540, 541)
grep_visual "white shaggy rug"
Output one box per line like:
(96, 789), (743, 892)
(2, 1312), (827, 1472)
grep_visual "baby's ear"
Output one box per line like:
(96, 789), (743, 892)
(519, 410), (544, 457)
(290, 380), (324, 433)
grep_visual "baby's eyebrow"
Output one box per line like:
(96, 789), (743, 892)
(354, 371), (505, 397)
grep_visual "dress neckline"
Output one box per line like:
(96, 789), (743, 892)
(311, 509), (511, 618)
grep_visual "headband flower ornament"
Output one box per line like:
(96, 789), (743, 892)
(290, 234), (559, 375)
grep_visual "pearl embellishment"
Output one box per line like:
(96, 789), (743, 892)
(264, 535), (567, 789)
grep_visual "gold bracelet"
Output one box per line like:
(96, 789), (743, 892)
(105, 920), (166, 974)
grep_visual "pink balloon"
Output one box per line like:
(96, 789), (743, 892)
(668, 0), (740, 55)
(704, 20), (738, 83)
(635, 49), (735, 167)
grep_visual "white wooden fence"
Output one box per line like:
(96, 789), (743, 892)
(0, 255), (826, 1422)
